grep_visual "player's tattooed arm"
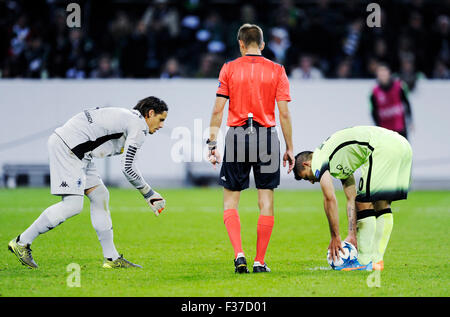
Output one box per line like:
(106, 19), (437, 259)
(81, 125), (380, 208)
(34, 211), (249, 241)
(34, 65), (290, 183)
(341, 176), (357, 247)
(320, 171), (345, 261)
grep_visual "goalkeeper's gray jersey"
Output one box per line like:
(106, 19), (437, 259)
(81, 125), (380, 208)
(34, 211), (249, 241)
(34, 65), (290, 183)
(54, 107), (149, 189)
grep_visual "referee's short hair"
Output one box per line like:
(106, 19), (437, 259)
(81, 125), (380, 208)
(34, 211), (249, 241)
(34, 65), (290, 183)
(237, 23), (264, 48)
(134, 96), (168, 117)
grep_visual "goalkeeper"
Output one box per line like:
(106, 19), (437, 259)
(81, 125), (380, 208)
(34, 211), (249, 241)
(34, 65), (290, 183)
(8, 96), (168, 269)
(293, 126), (412, 271)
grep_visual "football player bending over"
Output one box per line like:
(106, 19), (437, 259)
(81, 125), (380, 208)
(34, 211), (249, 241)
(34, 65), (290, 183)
(8, 96), (168, 269)
(293, 126), (412, 271)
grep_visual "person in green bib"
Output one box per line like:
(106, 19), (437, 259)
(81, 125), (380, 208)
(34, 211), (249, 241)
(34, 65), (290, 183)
(293, 126), (412, 271)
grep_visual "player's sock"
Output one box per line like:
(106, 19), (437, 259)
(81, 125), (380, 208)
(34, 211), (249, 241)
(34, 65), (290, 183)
(19, 195), (84, 246)
(356, 209), (376, 265)
(254, 215), (274, 265)
(87, 185), (120, 261)
(223, 209), (244, 258)
(373, 208), (394, 264)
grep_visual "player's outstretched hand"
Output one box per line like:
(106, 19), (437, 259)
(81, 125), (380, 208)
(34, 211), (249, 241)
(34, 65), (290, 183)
(146, 190), (166, 216)
(328, 236), (345, 262)
(208, 149), (221, 168)
(283, 150), (295, 174)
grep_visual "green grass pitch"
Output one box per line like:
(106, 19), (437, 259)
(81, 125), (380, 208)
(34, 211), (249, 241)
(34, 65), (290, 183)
(0, 188), (449, 297)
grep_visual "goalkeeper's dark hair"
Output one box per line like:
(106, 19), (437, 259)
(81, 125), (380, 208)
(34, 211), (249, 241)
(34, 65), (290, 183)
(293, 151), (313, 180)
(134, 96), (168, 117)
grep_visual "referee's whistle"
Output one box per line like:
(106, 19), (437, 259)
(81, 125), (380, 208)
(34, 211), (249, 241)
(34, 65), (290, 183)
(248, 112), (255, 134)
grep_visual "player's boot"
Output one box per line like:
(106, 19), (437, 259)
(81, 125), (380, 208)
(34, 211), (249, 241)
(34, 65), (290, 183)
(253, 261), (271, 273)
(102, 255), (142, 268)
(234, 255), (249, 274)
(339, 259), (372, 271)
(8, 236), (38, 269)
(373, 260), (384, 271)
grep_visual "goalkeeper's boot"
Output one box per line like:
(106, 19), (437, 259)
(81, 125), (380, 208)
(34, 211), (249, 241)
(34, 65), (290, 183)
(102, 255), (142, 268)
(253, 261), (271, 273)
(339, 259), (373, 271)
(8, 236), (38, 269)
(373, 260), (384, 271)
(234, 254), (249, 274)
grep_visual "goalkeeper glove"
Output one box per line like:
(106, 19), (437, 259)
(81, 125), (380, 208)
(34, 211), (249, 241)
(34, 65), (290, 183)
(139, 184), (166, 216)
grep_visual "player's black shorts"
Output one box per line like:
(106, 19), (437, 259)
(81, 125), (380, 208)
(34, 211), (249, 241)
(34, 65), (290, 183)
(219, 123), (280, 191)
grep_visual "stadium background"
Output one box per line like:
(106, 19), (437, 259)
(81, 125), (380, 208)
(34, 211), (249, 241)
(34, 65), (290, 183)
(0, 0), (449, 189)
(0, 0), (449, 299)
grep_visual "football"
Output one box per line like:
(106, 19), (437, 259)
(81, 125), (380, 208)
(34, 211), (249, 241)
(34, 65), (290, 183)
(327, 241), (358, 269)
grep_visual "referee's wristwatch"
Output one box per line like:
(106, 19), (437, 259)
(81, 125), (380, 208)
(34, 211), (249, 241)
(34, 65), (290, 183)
(206, 139), (217, 151)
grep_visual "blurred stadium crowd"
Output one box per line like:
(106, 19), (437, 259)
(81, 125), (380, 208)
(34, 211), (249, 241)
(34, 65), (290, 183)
(1, 0), (450, 87)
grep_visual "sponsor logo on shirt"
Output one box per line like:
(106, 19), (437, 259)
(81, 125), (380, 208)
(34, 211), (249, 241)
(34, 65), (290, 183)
(378, 103), (404, 119)
(336, 164), (353, 176)
(84, 110), (93, 124)
(315, 169), (320, 179)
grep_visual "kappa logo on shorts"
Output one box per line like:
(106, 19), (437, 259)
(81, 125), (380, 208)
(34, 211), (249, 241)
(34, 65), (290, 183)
(221, 176), (227, 181)
(76, 178), (82, 188)
(60, 181), (69, 188)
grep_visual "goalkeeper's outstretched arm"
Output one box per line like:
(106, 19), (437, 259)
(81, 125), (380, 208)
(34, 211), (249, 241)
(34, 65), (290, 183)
(121, 142), (165, 216)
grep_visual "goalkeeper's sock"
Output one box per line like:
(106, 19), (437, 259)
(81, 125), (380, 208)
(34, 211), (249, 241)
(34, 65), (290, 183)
(373, 209), (394, 264)
(223, 209), (244, 258)
(87, 186), (120, 261)
(18, 213), (53, 246)
(356, 209), (377, 265)
(254, 215), (274, 265)
(19, 195), (83, 246)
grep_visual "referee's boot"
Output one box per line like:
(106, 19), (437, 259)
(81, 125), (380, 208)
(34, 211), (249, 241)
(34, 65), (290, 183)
(8, 235), (38, 269)
(102, 255), (142, 268)
(253, 261), (271, 273)
(234, 254), (249, 274)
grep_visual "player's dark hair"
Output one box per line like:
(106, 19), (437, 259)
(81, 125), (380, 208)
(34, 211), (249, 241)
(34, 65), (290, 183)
(293, 151), (313, 180)
(237, 23), (263, 48)
(134, 96), (168, 117)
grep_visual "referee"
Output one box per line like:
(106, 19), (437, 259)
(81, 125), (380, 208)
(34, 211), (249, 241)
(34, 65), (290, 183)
(207, 24), (294, 273)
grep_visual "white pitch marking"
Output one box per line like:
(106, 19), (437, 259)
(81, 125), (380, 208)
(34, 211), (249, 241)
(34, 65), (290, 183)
(307, 266), (332, 271)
